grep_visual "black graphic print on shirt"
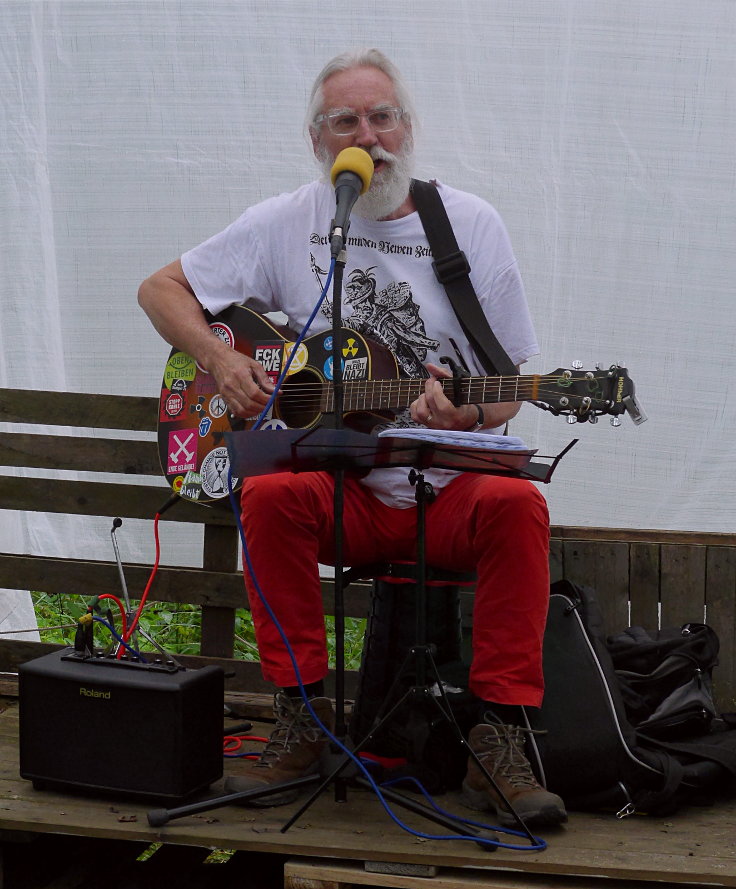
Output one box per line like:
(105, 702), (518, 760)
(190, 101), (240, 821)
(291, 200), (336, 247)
(311, 256), (440, 379)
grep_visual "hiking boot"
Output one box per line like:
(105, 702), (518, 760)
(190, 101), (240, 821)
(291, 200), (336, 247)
(461, 722), (567, 827)
(223, 692), (335, 806)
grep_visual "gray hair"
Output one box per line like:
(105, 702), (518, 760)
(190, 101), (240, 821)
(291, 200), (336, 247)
(305, 48), (418, 135)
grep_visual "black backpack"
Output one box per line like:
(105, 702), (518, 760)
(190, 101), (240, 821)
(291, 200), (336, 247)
(526, 580), (736, 816)
(608, 621), (718, 740)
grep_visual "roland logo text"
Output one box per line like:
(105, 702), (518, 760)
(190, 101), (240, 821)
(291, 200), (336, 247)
(79, 686), (111, 700)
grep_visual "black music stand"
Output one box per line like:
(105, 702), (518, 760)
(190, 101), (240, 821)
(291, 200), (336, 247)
(146, 428), (573, 845)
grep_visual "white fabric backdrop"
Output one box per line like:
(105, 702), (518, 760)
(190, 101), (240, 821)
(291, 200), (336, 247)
(1, 0), (735, 628)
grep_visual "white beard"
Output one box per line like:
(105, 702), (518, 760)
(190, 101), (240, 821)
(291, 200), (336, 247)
(318, 141), (414, 221)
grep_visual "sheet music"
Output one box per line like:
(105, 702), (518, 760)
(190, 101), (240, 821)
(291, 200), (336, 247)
(376, 427), (537, 454)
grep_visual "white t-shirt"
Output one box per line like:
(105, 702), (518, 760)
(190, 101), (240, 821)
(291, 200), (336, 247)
(182, 179), (538, 507)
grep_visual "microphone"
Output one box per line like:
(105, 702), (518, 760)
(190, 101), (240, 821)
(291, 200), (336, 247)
(329, 147), (374, 258)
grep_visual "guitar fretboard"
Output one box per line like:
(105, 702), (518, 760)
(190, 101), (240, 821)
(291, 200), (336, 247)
(322, 375), (539, 413)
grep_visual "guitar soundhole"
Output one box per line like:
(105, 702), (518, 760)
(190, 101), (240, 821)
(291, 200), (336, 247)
(277, 369), (323, 429)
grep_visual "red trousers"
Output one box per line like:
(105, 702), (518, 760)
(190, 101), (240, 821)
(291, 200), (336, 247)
(240, 471), (550, 706)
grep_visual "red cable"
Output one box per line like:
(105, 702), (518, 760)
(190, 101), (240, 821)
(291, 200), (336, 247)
(223, 734), (269, 758)
(97, 593), (128, 637)
(223, 735), (269, 751)
(116, 512), (162, 658)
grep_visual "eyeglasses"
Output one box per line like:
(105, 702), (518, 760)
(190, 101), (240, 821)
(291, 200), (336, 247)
(315, 106), (404, 137)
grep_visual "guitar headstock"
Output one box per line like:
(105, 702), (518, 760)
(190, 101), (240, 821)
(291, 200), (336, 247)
(534, 364), (647, 425)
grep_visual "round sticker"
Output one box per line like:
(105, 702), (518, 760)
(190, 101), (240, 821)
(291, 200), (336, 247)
(164, 352), (196, 387)
(209, 322), (234, 348)
(200, 447), (238, 499)
(259, 418), (289, 430)
(209, 394), (228, 418)
(284, 342), (308, 375)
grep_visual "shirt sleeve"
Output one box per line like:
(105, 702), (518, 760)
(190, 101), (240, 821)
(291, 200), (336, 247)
(180, 210), (278, 317)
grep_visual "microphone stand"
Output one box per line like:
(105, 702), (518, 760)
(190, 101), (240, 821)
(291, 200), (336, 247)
(327, 247), (351, 801)
(324, 149), (372, 793)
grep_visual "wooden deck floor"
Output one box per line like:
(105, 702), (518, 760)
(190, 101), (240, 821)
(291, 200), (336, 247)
(2, 693), (736, 889)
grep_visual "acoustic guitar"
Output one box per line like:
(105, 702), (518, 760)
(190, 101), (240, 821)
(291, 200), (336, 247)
(157, 304), (641, 503)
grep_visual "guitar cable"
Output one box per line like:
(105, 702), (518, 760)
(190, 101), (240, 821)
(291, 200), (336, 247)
(250, 260), (335, 431)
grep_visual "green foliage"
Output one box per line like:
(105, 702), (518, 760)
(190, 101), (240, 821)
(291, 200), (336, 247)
(30, 593), (366, 670)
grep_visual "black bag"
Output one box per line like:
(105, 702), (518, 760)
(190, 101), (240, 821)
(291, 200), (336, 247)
(608, 622), (718, 739)
(527, 580), (736, 816)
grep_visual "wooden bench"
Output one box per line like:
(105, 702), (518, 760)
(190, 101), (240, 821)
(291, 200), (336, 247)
(1, 386), (735, 710)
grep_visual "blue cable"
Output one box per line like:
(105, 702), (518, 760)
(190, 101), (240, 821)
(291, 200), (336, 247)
(91, 616), (149, 662)
(378, 774), (547, 852)
(223, 265), (546, 852)
(250, 259), (335, 431)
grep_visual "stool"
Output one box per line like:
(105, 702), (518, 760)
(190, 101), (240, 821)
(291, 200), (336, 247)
(344, 561), (477, 790)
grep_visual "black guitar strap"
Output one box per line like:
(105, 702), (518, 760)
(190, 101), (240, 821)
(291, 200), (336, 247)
(410, 178), (518, 377)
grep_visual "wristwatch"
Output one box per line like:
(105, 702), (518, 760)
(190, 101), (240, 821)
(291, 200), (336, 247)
(464, 403), (485, 432)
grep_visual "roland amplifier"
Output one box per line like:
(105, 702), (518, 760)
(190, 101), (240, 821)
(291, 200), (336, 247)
(19, 648), (224, 801)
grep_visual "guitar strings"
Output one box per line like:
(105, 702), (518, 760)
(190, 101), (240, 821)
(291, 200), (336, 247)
(275, 384), (602, 403)
(272, 374), (608, 411)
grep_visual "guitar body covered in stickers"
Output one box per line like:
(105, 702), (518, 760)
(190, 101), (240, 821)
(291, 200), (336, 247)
(157, 305), (398, 504)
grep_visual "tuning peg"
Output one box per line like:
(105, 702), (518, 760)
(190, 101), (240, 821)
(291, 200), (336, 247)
(567, 415), (577, 425)
(588, 414), (598, 424)
(610, 417), (622, 427)
(571, 360), (583, 370)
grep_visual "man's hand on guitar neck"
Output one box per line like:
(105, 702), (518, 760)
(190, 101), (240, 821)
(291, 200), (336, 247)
(410, 362), (522, 431)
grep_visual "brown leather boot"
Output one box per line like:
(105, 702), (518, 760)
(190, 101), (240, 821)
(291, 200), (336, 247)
(461, 722), (567, 827)
(223, 692), (335, 806)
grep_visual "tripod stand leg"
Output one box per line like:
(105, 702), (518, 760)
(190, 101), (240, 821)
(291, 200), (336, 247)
(146, 774), (321, 827)
(279, 741), (359, 832)
(280, 652), (447, 834)
(414, 654), (541, 845)
(355, 643), (540, 846)
(277, 717), (497, 847)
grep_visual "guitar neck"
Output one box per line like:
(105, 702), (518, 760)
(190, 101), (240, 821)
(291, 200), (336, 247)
(328, 374), (540, 413)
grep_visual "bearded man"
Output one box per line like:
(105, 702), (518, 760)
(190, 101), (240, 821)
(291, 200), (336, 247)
(138, 48), (566, 827)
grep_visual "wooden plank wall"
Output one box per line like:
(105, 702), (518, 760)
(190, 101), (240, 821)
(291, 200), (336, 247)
(1, 387), (735, 709)
(550, 528), (736, 709)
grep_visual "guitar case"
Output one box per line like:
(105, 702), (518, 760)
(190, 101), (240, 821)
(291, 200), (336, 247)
(526, 580), (736, 815)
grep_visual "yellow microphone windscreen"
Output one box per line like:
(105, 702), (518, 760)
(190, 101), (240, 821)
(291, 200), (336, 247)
(330, 147), (374, 194)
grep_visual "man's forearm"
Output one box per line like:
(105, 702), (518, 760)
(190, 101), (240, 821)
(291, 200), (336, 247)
(138, 261), (229, 370)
